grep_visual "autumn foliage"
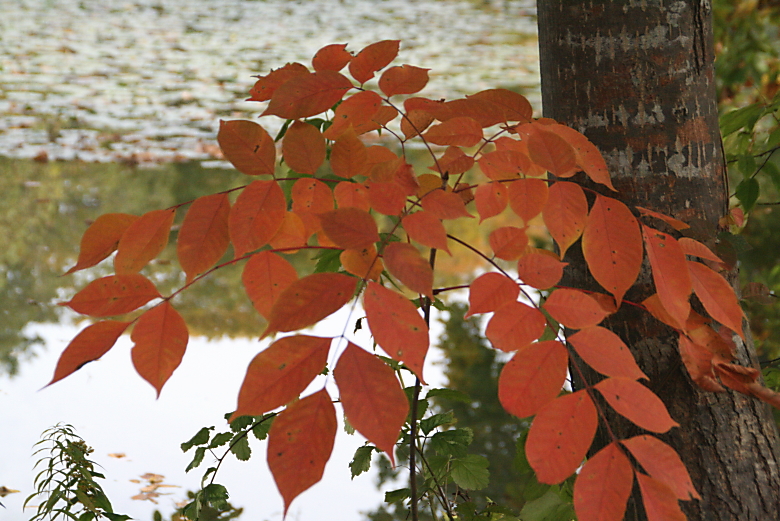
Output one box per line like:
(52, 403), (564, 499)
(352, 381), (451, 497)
(53, 40), (778, 520)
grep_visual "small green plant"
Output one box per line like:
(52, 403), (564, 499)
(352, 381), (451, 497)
(25, 423), (130, 521)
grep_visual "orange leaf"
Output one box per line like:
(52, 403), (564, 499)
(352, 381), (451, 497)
(642, 293), (681, 330)
(229, 180), (286, 257)
(573, 443), (633, 521)
(582, 195), (643, 305)
(330, 127), (369, 178)
(379, 64), (429, 97)
(177, 193), (230, 284)
(516, 250), (567, 290)
(319, 208), (379, 250)
(62, 274), (161, 317)
(267, 389), (336, 515)
(47, 320), (131, 386)
(354, 104), (398, 134)
(465, 272), (520, 318)
(282, 120), (326, 175)
(428, 146), (475, 177)
(312, 43), (352, 72)
(466, 88), (533, 124)
(526, 390), (598, 484)
(478, 149), (529, 181)
(687, 261), (744, 339)
(130, 301), (188, 397)
(248, 63), (309, 102)
(595, 377), (678, 433)
(543, 124), (615, 190)
(543, 288), (609, 329)
(348, 40), (400, 84)
(269, 212), (308, 253)
(334, 343), (409, 465)
(498, 340), (568, 418)
(114, 209), (175, 275)
(382, 242), (433, 298)
(489, 226), (528, 261)
(635, 473), (687, 521)
(527, 127), (577, 177)
(232, 335), (331, 419)
(507, 178), (548, 224)
(292, 178), (334, 237)
(678, 237), (723, 264)
(423, 117), (483, 147)
(263, 273), (357, 337)
(568, 326), (647, 380)
(242, 251), (298, 320)
(485, 301), (547, 352)
(642, 225), (691, 330)
(365, 180), (407, 216)
(66, 213), (139, 274)
(334, 181), (371, 211)
(636, 206), (690, 231)
(622, 435), (700, 500)
(217, 120), (276, 176)
(474, 183), (508, 222)
(677, 334), (724, 392)
(401, 109), (435, 139)
(543, 181), (588, 258)
(363, 282), (429, 382)
(402, 211), (450, 253)
(323, 91), (383, 140)
(420, 189), (473, 220)
(340, 245), (383, 281)
(263, 70), (353, 119)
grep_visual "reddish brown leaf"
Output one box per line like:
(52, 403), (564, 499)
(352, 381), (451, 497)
(543, 181), (588, 258)
(465, 272), (520, 318)
(474, 183), (508, 222)
(365, 180), (407, 216)
(229, 180), (286, 257)
(635, 473), (687, 521)
(130, 301), (188, 397)
(486, 301), (547, 352)
(622, 435), (700, 500)
(283, 120), (326, 175)
(319, 208), (379, 250)
(379, 64), (429, 97)
(269, 212), (308, 253)
(177, 193), (230, 284)
(324, 90), (383, 140)
(428, 146), (475, 178)
(354, 105), (398, 134)
(526, 390), (598, 484)
(642, 293), (681, 330)
(489, 226), (528, 261)
(420, 189), (473, 220)
(687, 261), (744, 339)
(340, 245), (383, 281)
(636, 206), (690, 231)
(467, 88), (533, 124)
(248, 63), (309, 102)
(330, 127), (369, 178)
(292, 178), (334, 237)
(114, 209), (175, 274)
(686, 319), (736, 359)
(543, 289), (609, 329)
(678, 237), (723, 264)
(498, 340), (568, 418)
(363, 282), (429, 382)
(312, 43), (352, 72)
(402, 211), (450, 253)
(242, 251), (298, 320)
(595, 377), (678, 433)
(348, 40), (400, 84)
(62, 274), (161, 317)
(423, 117), (483, 147)
(543, 124), (615, 190)
(263, 273), (357, 337)
(643, 225), (692, 330)
(232, 335), (331, 419)
(267, 389), (336, 515)
(401, 109), (435, 139)
(516, 250), (567, 290)
(47, 320), (131, 386)
(383, 242), (433, 298)
(217, 120), (276, 176)
(568, 326), (647, 380)
(477, 150), (526, 181)
(66, 213), (139, 274)
(573, 443), (633, 521)
(507, 178), (548, 224)
(582, 195), (643, 305)
(526, 127), (577, 177)
(334, 181), (371, 211)
(677, 334), (724, 392)
(335, 343), (409, 465)
(263, 70), (353, 119)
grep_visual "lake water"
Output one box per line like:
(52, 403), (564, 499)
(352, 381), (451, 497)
(0, 1), (539, 519)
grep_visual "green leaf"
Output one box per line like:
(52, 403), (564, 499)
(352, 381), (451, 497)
(181, 427), (213, 452)
(209, 432), (234, 449)
(419, 412), (455, 435)
(185, 446), (207, 472)
(519, 488), (575, 521)
(202, 483), (230, 510)
(429, 428), (473, 458)
(344, 415), (356, 435)
(426, 387), (472, 404)
(103, 514), (132, 521)
(735, 177), (760, 212)
(738, 154), (757, 178)
(384, 488), (411, 503)
(450, 454), (490, 490)
(313, 248), (343, 273)
(230, 434), (251, 461)
(349, 445), (377, 478)
(228, 415), (255, 432)
(720, 103), (765, 136)
(252, 417), (273, 441)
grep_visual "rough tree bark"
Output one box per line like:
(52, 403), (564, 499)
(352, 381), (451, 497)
(537, 1), (780, 520)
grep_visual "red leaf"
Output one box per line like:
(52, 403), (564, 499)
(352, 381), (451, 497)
(318, 208), (378, 251)
(263, 70), (353, 119)
(402, 211), (450, 253)
(269, 212), (308, 252)
(62, 274), (161, 317)
(474, 183), (508, 222)
(177, 193), (230, 284)
(516, 250), (567, 290)
(677, 334), (724, 392)
(573, 443), (633, 521)
(582, 195), (643, 305)
(543, 289), (610, 329)
(489, 226), (528, 261)
(636, 206), (690, 231)
(365, 180), (407, 216)
(678, 237), (723, 264)
(527, 127), (577, 177)
(635, 473), (687, 521)
(379, 64), (430, 96)
(66, 213), (139, 274)
(526, 390), (598, 484)
(543, 181), (588, 258)
(687, 261), (744, 339)
(622, 435), (700, 500)
(334, 181), (371, 211)
(340, 245), (383, 281)
(498, 340), (568, 418)
(323, 91), (383, 140)
(334, 343), (409, 465)
(420, 189), (473, 220)
(466, 88), (533, 124)
(130, 301), (188, 397)
(466, 272), (520, 318)
(485, 301), (547, 352)
(263, 273), (357, 337)
(544, 124), (615, 190)
(382, 242), (433, 298)
(248, 63), (309, 102)
(428, 146), (475, 178)
(507, 178), (549, 224)
(330, 127), (369, 178)
(595, 377), (678, 433)
(114, 209), (175, 274)
(229, 180), (286, 257)
(363, 282), (429, 382)
(267, 389), (336, 515)
(478, 149), (530, 181)
(292, 178), (334, 237)
(642, 225), (692, 330)
(348, 40), (400, 84)
(282, 120), (326, 175)
(423, 117), (483, 147)
(568, 326), (647, 380)
(217, 120), (276, 176)
(242, 251), (298, 319)
(312, 43), (352, 72)
(47, 321), (131, 386)
(232, 335), (331, 419)
(401, 109), (435, 139)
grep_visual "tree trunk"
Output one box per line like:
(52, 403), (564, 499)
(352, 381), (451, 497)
(537, 1), (780, 519)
